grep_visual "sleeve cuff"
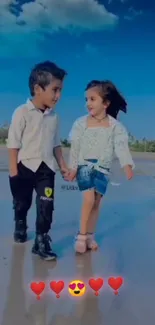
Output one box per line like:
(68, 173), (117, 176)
(53, 143), (61, 148)
(120, 160), (135, 169)
(7, 142), (21, 149)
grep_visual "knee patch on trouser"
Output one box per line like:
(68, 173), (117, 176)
(36, 196), (54, 234)
(13, 198), (32, 221)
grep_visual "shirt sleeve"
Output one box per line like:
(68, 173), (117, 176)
(7, 108), (26, 149)
(114, 122), (135, 169)
(68, 118), (83, 170)
(53, 115), (61, 148)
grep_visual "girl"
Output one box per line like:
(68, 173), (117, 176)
(68, 80), (134, 253)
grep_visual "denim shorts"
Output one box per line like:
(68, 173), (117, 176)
(76, 160), (109, 196)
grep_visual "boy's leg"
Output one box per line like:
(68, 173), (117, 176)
(32, 162), (57, 260)
(9, 162), (34, 243)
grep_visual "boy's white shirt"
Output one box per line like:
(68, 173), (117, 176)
(7, 99), (61, 172)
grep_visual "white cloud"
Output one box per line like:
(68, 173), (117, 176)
(0, 0), (16, 6)
(108, 0), (128, 4)
(18, 0), (118, 31)
(0, 0), (18, 33)
(0, 0), (118, 57)
(124, 7), (143, 20)
(0, 0), (118, 33)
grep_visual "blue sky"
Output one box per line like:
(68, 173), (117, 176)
(0, 0), (155, 139)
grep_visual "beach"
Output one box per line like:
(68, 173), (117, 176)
(0, 148), (155, 324)
(1, 145), (155, 171)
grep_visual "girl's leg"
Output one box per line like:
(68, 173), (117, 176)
(74, 190), (95, 253)
(86, 192), (103, 250)
(80, 190), (95, 234)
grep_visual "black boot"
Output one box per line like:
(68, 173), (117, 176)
(14, 220), (27, 243)
(32, 234), (57, 261)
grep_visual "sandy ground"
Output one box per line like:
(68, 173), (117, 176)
(1, 144), (155, 159)
(1, 163), (155, 324)
(1, 146), (155, 172)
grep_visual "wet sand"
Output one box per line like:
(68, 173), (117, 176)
(1, 161), (155, 324)
(1, 146), (155, 175)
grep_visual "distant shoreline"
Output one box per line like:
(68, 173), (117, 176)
(1, 145), (155, 160)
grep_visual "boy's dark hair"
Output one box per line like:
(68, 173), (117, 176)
(85, 80), (127, 119)
(29, 61), (67, 96)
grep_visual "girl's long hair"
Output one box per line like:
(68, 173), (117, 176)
(85, 80), (127, 119)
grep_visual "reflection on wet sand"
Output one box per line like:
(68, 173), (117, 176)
(1, 169), (155, 324)
(1, 244), (28, 325)
(27, 253), (103, 325)
(50, 253), (102, 325)
(1, 244), (103, 325)
(27, 256), (57, 325)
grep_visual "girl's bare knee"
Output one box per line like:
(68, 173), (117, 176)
(93, 193), (102, 209)
(83, 190), (95, 207)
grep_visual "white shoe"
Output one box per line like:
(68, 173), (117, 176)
(86, 233), (98, 250)
(74, 233), (87, 253)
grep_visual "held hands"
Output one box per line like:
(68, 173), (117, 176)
(60, 166), (77, 182)
(123, 165), (134, 180)
(67, 169), (77, 182)
(60, 166), (70, 180)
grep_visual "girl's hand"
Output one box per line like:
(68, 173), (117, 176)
(67, 169), (77, 182)
(124, 165), (134, 180)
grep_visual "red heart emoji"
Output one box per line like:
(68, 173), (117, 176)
(108, 277), (123, 291)
(30, 282), (45, 297)
(89, 278), (104, 294)
(50, 281), (64, 295)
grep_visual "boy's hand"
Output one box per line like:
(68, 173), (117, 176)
(60, 163), (77, 181)
(60, 166), (70, 180)
(124, 165), (134, 180)
(9, 168), (18, 177)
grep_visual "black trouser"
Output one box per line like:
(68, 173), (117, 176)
(9, 162), (55, 234)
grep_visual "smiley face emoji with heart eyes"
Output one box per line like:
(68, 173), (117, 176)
(68, 280), (86, 297)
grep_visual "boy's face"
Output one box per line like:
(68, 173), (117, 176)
(37, 78), (63, 109)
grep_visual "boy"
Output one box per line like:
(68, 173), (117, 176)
(7, 61), (68, 261)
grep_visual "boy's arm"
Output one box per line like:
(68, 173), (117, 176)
(114, 123), (135, 177)
(68, 119), (82, 179)
(53, 146), (68, 172)
(53, 116), (68, 173)
(7, 109), (26, 176)
(8, 149), (19, 177)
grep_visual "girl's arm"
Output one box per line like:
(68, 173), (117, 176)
(114, 123), (135, 178)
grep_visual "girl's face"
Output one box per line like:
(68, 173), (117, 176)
(85, 87), (109, 117)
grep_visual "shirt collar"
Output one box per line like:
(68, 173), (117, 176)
(27, 99), (36, 111)
(26, 99), (53, 115)
(108, 114), (117, 127)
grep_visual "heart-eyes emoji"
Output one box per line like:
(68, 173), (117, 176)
(68, 280), (86, 297)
